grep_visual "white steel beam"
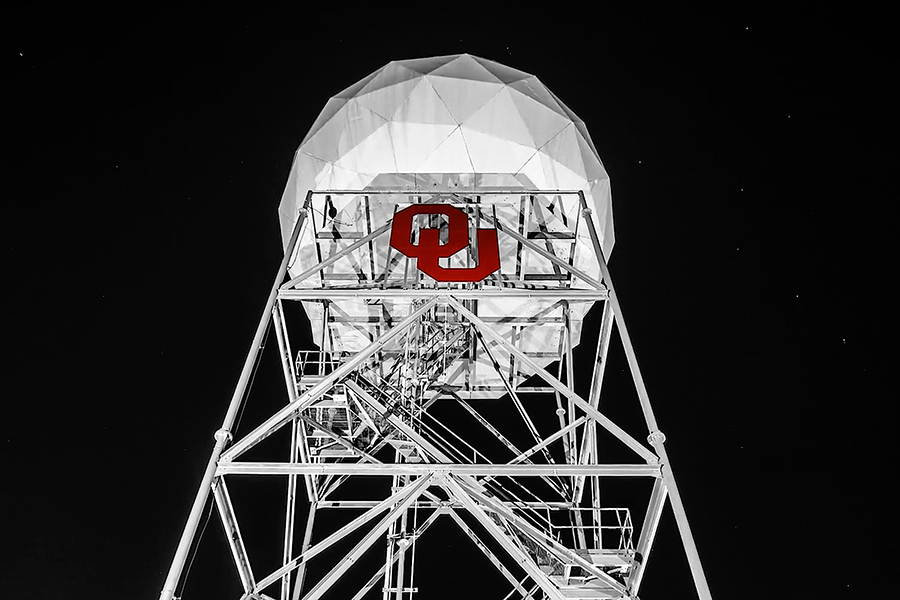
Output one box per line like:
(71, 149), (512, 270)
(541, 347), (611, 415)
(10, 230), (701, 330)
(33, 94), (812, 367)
(574, 299), (614, 505)
(300, 474), (435, 600)
(221, 297), (439, 462)
(579, 193), (713, 600)
(441, 476), (566, 600)
(282, 221), (391, 289)
(476, 327), (556, 466)
(283, 193), (463, 290)
(447, 296), (659, 464)
(297, 415), (379, 463)
(449, 390), (574, 497)
(628, 477), (668, 594)
(459, 482), (627, 595)
(653, 442), (712, 600)
(315, 501), (572, 509)
(312, 188), (584, 195)
(479, 417), (588, 489)
(256, 477), (430, 593)
(446, 508), (539, 599)
(273, 299), (316, 504)
(473, 207), (605, 290)
(281, 420), (298, 600)
(217, 462), (661, 477)
(213, 478), (255, 592)
(159, 196), (310, 600)
(278, 288), (608, 300)
(291, 504), (316, 600)
(348, 507), (444, 600)
(343, 379), (453, 464)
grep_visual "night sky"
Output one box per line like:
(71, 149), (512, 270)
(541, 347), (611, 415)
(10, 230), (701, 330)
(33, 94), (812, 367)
(4, 7), (892, 599)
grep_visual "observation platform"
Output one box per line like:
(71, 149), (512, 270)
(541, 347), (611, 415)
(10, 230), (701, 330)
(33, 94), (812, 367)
(281, 188), (610, 401)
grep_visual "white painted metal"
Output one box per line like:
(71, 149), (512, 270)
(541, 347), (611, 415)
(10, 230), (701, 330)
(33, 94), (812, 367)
(216, 463), (662, 477)
(159, 200), (310, 600)
(160, 55), (712, 600)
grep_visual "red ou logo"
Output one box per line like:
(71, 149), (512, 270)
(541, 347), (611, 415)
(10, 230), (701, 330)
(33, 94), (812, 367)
(389, 204), (501, 283)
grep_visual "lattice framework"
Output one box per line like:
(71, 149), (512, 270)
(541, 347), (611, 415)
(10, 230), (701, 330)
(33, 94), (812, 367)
(159, 190), (712, 600)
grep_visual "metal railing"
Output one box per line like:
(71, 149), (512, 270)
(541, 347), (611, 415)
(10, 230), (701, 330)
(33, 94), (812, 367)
(546, 507), (634, 554)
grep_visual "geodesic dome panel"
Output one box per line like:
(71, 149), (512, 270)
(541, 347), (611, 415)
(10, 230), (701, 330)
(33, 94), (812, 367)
(278, 53), (614, 264)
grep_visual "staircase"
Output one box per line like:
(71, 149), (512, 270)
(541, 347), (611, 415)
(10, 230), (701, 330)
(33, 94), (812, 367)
(549, 550), (633, 599)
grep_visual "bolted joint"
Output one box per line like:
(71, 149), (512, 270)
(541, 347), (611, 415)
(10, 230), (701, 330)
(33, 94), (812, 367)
(214, 429), (233, 445)
(647, 430), (666, 446)
(581, 207), (593, 217)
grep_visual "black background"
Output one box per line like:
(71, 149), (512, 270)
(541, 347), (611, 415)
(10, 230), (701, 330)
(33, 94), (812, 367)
(4, 6), (893, 599)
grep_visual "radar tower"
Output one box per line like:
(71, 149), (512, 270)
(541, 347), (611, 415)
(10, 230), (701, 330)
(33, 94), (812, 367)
(160, 54), (713, 600)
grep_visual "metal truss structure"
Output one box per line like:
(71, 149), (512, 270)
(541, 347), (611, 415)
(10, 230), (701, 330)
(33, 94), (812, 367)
(159, 189), (713, 600)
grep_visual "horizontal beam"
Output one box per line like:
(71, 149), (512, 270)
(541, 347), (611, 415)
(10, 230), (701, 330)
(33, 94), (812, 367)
(308, 189), (585, 195)
(314, 501), (573, 509)
(294, 383), (559, 396)
(278, 288), (607, 300)
(327, 316), (566, 324)
(217, 463), (661, 477)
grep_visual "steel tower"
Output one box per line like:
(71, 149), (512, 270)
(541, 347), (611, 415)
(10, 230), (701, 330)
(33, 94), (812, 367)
(160, 54), (713, 600)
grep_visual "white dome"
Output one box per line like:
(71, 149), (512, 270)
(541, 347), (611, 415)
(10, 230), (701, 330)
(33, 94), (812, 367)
(278, 53), (614, 256)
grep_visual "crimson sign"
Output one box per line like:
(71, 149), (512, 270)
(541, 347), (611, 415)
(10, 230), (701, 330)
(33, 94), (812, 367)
(389, 204), (501, 283)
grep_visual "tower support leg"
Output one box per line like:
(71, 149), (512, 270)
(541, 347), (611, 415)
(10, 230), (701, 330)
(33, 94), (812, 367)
(291, 504), (316, 600)
(158, 199), (310, 600)
(581, 194), (714, 600)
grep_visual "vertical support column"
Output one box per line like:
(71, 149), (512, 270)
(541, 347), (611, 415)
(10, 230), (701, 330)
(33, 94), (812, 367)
(281, 419), (299, 600)
(392, 491), (411, 600)
(213, 478), (256, 592)
(591, 471), (602, 550)
(563, 303), (578, 465)
(574, 298), (614, 551)
(578, 193), (713, 600)
(291, 504), (317, 600)
(273, 298), (305, 600)
(382, 474), (399, 600)
(158, 196), (310, 600)
(274, 299), (316, 505)
(628, 478), (667, 593)
(350, 507), (443, 600)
